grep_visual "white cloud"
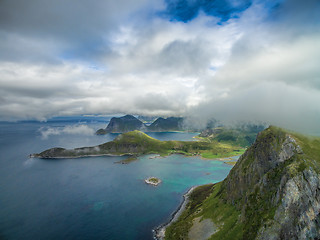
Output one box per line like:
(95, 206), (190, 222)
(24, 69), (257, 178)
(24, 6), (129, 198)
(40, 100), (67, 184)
(39, 125), (95, 139)
(0, 0), (319, 134)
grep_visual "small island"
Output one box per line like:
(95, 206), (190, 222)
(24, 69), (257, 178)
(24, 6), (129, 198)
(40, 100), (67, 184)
(145, 177), (161, 186)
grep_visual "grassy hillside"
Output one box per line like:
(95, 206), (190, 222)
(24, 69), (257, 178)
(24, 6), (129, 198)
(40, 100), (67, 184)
(198, 125), (265, 148)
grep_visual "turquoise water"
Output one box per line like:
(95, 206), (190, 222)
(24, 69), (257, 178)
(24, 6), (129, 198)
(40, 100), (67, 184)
(0, 121), (232, 240)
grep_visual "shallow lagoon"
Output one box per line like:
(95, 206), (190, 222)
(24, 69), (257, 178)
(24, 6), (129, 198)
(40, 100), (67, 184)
(0, 121), (232, 240)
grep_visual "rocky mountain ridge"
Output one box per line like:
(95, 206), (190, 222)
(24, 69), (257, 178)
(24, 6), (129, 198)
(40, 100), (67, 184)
(96, 115), (185, 134)
(165, 126), (320, 239)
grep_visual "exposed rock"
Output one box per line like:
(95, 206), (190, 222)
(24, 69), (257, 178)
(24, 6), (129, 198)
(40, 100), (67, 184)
(188, 217), (217, 240)
(96, 115), (186, 134)
(145, 177), (161, 186)
(148, 117), (184, 132)
(96, 115), (146, 134)
(257, 168), (320, 240)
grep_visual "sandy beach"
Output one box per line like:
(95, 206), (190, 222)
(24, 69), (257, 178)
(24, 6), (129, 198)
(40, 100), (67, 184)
(153, 186), (197, 240)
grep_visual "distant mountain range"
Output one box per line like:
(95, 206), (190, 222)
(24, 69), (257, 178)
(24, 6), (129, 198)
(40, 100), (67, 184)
(96, 115), (185, 134)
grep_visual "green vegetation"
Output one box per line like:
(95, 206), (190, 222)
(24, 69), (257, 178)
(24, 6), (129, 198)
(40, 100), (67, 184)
(148, 177), (160, 183)
(34, 130), (245, 159)
(290, 131), (320, 163)
(201, 147), (246, 159)
(165, 183), (242, 240)
(198, 124), (265, 148)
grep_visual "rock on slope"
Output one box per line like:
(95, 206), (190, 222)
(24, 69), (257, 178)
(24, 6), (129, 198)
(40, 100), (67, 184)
(165, 126), (320, 240)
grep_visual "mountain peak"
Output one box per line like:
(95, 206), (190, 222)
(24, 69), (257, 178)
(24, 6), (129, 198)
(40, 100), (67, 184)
(99, 115), (145, 133)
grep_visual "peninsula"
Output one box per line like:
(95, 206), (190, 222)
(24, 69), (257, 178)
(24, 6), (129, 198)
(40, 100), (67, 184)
(31, 130), (244, 159)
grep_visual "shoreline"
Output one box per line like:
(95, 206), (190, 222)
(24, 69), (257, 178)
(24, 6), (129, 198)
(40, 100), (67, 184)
(30, 153), (133, 159)
(153, 186), (197, 240)
(31, 152), (241, 167)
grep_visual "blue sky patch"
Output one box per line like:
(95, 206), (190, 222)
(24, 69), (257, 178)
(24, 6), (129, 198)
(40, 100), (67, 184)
(161, 0), (252, 22)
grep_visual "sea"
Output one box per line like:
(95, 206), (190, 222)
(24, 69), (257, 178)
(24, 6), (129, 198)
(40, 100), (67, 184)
(0, 117), (233, 240)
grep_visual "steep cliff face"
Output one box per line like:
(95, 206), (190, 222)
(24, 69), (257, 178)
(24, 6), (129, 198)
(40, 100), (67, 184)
(165, 126), (320, 240)
(148, 117), (184, 132)
(96, 115), (146, 134)
(96, 115), (185, 134)
(223, 126), (320, 239)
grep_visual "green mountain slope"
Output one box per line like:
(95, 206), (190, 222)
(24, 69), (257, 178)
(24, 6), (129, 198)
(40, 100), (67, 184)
(165, 126), (320, 240)
(198, 124), (266, 148)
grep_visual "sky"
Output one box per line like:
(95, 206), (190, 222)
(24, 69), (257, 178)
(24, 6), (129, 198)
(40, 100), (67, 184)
(0, 0), (320, 133)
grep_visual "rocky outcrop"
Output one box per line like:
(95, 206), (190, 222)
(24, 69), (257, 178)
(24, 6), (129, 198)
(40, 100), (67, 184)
(257, 168), (320, 240)
(96, 115), (185, 134)
(148, 117), (184, 132)
(96, 115), (146, 134)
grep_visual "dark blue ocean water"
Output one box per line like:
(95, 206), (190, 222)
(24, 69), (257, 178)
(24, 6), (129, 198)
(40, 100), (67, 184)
(0, 121), (232, 240)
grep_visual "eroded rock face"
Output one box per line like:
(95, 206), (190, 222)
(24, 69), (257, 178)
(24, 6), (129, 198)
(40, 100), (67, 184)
(277, 135), (300, 163)
(223, 131), (300, 206)
(257, 168), (320, 240)
(188, 218), (217, 240)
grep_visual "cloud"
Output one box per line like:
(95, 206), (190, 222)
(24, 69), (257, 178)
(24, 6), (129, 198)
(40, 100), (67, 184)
(0, 0), (319, 134)
(39, 125), (95, 139)
(197, 0), (320, 132)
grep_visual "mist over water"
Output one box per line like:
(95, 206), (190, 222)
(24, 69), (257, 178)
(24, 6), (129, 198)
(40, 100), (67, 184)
(0, 121), (232, 240)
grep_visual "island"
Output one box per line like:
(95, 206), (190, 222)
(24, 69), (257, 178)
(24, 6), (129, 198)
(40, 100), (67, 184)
(31, 130), (245, 159)
(96, 115), (186, 134)
(145, 177), (161, 186)
(96, 115), (146, 134)
(147, 117), (184, 132)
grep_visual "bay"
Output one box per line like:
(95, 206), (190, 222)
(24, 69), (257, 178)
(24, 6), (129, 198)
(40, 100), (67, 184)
(0, 121), (232, 240)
